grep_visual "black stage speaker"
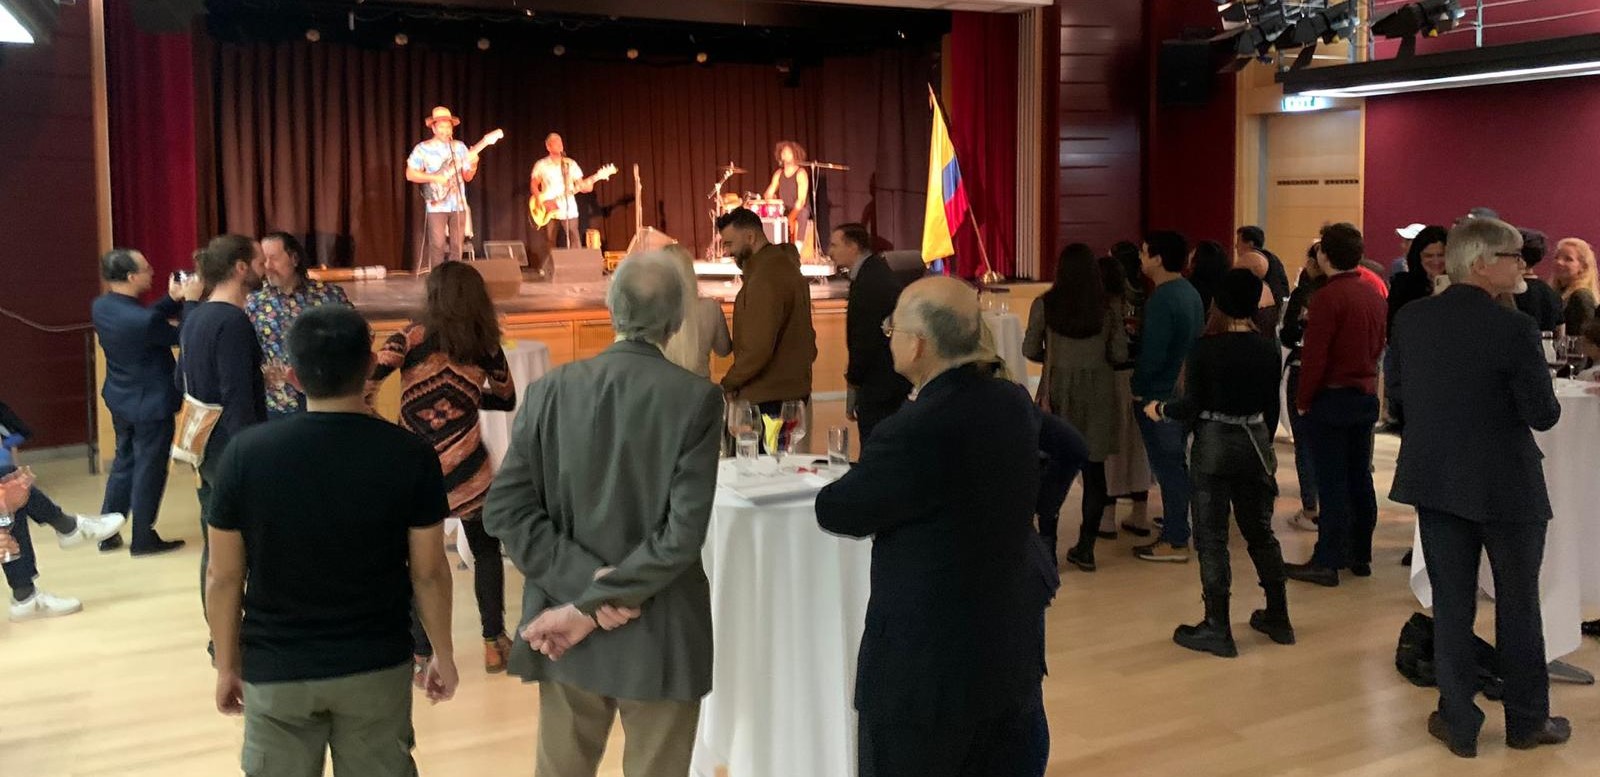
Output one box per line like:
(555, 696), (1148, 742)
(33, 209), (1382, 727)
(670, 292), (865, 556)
(1158, 40), (1215, 106)
(467, 258), (523, 301)
(551, 248), (605, 285)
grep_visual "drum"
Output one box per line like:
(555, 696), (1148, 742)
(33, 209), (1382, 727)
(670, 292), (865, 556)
(752, 199), (786, 219)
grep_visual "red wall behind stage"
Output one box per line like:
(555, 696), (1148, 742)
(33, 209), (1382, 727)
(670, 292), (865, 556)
(1365, 75), (1600, 260)
(1142, 0), (1236, 245)
(0, 5), (103, 448)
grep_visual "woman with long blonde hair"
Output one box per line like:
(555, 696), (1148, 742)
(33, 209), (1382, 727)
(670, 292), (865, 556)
(1552, 237), (1598, 335)
(659, 243), (732, 377)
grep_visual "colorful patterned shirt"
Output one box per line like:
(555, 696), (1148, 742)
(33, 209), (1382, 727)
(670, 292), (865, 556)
(408, 139), (473, 213)
(246, 278), (353, 415)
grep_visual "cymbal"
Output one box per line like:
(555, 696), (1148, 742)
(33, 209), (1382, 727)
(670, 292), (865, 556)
(719, 163), (747, 175)
(810, 161), (850, 171)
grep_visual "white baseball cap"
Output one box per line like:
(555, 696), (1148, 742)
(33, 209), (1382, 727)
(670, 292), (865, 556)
(1396, 223), (1426, 240)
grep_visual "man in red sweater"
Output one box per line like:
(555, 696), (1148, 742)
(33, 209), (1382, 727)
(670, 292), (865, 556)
(1287, 223), (1388, 587)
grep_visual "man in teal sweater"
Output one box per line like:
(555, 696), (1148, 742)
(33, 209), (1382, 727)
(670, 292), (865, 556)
(1131, 231), (1205, 563)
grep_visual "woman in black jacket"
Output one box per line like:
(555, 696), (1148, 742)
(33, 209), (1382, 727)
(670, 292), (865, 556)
(1144, 269), (1292, 657)
(1279, 243), (1327, 533)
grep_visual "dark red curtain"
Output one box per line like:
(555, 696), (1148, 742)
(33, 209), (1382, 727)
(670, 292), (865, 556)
(948, 12), (1018, 279)
(207, 40), (934, 269)
(106, 0), (199, 294)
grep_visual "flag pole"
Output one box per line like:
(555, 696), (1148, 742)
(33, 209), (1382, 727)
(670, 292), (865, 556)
(928, 84), (1002, 286)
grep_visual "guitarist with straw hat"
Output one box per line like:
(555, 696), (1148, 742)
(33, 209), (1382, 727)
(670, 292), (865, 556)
(406, 106), (502, 270)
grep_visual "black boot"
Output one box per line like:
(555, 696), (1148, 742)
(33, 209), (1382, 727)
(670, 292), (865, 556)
(1250, 583), (1296, 645)
(1174, 596), (1237, 658)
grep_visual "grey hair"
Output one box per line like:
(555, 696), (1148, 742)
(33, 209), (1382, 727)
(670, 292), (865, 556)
(903, 295), (981, 360)
(1445, 217), (1523, 283)
(607, 250), (687, 345)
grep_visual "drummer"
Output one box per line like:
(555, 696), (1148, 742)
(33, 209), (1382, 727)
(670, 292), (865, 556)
(763, 140), (809, 247)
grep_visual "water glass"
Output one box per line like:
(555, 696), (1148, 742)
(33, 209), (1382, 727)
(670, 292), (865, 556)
(735, 431), (760, 475)
(0, 514), (13, 563)
(726, 401), (756, 456)
(827, 426), (851, 468)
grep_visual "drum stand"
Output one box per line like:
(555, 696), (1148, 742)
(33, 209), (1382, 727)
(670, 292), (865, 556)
(704, 164), (740, 262)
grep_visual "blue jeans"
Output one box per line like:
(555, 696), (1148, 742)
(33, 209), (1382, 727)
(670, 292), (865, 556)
(1136, 412), (1191, 546)
(1307, 389), (1380, 569)
(1285, 367), (1319, 512)
(0, 464), (77, 596)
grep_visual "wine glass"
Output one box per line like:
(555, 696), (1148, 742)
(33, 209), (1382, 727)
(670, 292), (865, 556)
(726, 401), (756, 442)
(1566, 336), (1588, 377)
(779, 400), (808, 459)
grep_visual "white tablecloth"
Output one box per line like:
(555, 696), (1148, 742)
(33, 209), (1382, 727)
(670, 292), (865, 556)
(1409, 379), (1600, 660)
(984, 311), (1028, 386)
(451, 340), (552, 566)
(691, 460), (873, 777)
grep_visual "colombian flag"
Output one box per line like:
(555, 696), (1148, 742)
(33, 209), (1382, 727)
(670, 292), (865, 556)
(921, 87), (968, 264)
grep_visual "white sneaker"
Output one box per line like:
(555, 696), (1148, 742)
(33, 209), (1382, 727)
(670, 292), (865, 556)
(10, 590), (83, 621)
(1289, 510), (1320, 533)
(58, 513), (126, 550)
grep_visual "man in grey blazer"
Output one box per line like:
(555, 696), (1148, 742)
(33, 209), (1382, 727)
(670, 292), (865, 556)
(483, 251), (723, 776)
(1388, 217), (1568, 759)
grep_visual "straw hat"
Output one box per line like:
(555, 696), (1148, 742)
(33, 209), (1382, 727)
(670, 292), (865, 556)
(424, 106), (461, 128)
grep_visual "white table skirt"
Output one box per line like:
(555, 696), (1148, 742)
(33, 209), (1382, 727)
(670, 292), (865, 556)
(984, 312), (1028, 386)
(691, 460), (873, 777)
(449, 340), (552, 566)
(1409, 379), (1600, 660)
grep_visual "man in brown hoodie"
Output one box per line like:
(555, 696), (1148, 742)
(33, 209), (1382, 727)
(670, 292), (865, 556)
(716, 208), (818, 434)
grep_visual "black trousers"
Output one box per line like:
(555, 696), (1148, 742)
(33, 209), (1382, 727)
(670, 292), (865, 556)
(1419, 508), (1550, 741)
(859, 701), (1041, 777)
(531, 217), (578, 274)
(414, 516), (505, 653)
(1043, 461), (1106, 555)
(1193, 469), (1287, 604)
(1307, 389), (1379, 568)
(424, 210), (466, 268)
(0, 464), (77, 596)
(101, 415), (175, 548)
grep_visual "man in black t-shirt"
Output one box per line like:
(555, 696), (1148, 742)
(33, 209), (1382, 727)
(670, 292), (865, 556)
(205, 306), (458, 775)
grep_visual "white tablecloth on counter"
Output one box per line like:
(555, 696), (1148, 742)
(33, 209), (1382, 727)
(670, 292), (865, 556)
(1409, 379), (1600, 661)
(984, 311), (1028, 386)
(451, 340), (551, 566)
(691, 459), (873, 777)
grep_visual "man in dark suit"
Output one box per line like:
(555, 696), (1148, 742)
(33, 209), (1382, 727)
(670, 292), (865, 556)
(816, 277), (1049, 777)
(831, 222), (913, 442)
(1388, 217), (1569, 758)
(91, 248), (196, 555)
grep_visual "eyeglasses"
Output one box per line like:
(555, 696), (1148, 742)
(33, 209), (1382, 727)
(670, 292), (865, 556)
(1492, 252), (1524, 260)
(881, 317), (921, 339)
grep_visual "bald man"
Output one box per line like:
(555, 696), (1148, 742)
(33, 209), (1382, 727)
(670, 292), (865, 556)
(530, 133), (591, 266)
(816, 277), (1051, 777)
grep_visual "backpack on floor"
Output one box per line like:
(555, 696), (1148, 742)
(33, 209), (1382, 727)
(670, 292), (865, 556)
(1395, 612), (1504, 701)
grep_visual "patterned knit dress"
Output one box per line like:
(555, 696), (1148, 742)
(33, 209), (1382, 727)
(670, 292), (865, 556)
(369, 324), (515, 519)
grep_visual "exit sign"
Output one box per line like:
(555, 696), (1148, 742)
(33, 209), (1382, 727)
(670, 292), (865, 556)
(1282, 95), (1330, 112)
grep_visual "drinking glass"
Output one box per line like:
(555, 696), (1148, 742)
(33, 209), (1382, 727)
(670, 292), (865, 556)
(0, 513), (14, 563)
(779, 400), (808, 458)
(726, 401), (756, 443)
(827, 426), (851, 468)
(735, 431), (760, 476)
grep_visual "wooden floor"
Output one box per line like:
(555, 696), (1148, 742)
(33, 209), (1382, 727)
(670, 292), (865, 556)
(4, 403), (1597, 776)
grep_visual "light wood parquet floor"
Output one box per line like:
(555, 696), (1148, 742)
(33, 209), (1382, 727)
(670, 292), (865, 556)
(3, 402), (1596, 776)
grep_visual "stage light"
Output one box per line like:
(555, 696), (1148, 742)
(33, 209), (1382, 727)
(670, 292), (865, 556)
(477, 37), (490, 51)
(1280, 1), (1357, 71)
(1373, 0), (1463, 57)
(695, 52), (708, 64)
(626, 48), (639, 60)
(394, 33), (409, 47)
(304, 28), (320, 43)
(553, 44), (566, 56)
(0, 3), (36, 44)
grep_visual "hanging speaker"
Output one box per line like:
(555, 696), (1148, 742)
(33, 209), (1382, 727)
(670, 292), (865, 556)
(1158, 40), (1216, 106)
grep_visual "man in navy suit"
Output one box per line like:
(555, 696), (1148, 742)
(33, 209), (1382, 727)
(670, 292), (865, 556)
(92, 248), (196, 555)
(1388, 217), (1569, 758)
(816, 276), (1049, 777)
(831, 223), (914, 443)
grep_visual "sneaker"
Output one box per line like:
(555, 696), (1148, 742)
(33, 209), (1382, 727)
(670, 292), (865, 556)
(485, 635), (512, 674)
(1133, 541), (1189, 563)
(10, 590), (83, 621)
(1288, 510), (1320, 532)
(58, 513), (126, 550)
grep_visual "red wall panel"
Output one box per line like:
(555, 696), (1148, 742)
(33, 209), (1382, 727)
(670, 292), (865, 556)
(1055, 0), (1144, 263)
(0, 5), (102, 448)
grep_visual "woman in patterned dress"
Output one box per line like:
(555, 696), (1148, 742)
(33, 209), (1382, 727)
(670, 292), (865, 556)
(368, 262), (516, 674)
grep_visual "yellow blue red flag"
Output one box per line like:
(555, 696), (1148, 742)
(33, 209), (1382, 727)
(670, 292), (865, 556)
(921, 87), (968, 264)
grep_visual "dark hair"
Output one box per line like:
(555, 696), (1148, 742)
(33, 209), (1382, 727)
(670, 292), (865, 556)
(834, 222), (871, 252)
(1143, 230), (1189, 273)
(1319, 223), (1365, 271)
(419, 262), (501, 365)
(197, 234), (258, 289)
(1519, 228), (1549, 268)
(773, 140), (807, 164)
(287, 305), (372, 398)
(1237, 225), (1266, 250)
(1042, 244), (1108, 339)
(715, 207), (762, 233)
(262, 231), (312, 277)
(1111, 241), (1142, 290)
(1097, 254), (1128, 299)
(100, 248), (142, 282)
(1403, 225), (1449, 274)
(1191, 240), (1232, 281)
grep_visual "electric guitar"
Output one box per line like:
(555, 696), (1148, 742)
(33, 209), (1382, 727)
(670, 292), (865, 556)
(529, 163), (618, 228)
(418, 129), (505, 203)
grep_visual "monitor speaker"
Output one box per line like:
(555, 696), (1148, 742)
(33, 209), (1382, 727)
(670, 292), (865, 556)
(551, 248), (605, 285)
(467, 258), (523, 301)
(1158, 40), (1215, 106)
